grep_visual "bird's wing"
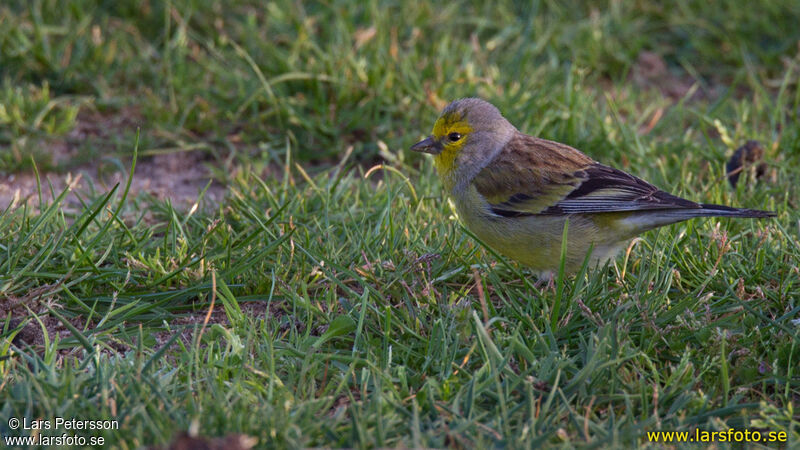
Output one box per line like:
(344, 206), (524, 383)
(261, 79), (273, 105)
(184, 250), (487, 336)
(472, 134), (699, 217)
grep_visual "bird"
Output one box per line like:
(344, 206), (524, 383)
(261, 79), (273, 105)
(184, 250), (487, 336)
(410, 98), (775, 277)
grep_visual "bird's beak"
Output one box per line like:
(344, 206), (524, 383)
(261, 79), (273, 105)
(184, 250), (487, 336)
(410, 136), (443, 155)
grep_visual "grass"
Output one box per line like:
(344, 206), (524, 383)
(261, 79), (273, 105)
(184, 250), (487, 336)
(1, 0), (800, 447)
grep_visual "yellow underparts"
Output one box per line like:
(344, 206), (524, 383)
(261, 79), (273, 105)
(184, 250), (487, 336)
(453, 186), (637, 274)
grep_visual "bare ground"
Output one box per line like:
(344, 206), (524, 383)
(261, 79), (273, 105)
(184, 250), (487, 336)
(1, 108), (225, 212)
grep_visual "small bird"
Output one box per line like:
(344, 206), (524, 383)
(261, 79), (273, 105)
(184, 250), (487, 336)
(411, 98), (775, 277)
(726, 140), (767, 188)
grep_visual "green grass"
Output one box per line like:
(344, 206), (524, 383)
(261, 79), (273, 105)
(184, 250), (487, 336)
(2, 0), (800, 448)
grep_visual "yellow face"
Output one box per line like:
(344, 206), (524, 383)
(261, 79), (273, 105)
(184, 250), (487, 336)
(430, 112), (473, 175)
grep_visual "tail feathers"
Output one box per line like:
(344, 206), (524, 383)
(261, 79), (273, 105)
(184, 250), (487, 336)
(621, 203), (775, 233)
(696, 203), (776, 218)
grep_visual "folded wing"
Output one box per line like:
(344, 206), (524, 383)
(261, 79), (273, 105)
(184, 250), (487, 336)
(472, 135), (700, 217)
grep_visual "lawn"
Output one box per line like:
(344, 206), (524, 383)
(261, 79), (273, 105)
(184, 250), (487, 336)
(1, 0), (799, 448)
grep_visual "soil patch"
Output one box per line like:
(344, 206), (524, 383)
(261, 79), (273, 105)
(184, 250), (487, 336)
(1, 109), (226, 212)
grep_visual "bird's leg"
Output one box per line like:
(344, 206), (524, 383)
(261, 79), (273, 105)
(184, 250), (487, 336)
(533, 271), (556, 292)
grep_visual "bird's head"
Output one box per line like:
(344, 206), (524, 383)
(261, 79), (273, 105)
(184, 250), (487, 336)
(411, 98), (515, 182)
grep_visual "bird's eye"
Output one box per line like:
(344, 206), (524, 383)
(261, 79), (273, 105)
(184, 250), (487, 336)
(448, 132), (462, 142)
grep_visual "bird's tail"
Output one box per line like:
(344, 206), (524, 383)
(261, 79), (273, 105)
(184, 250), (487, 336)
(621, 204), (775, 233)
(695, 203), (776, 218)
